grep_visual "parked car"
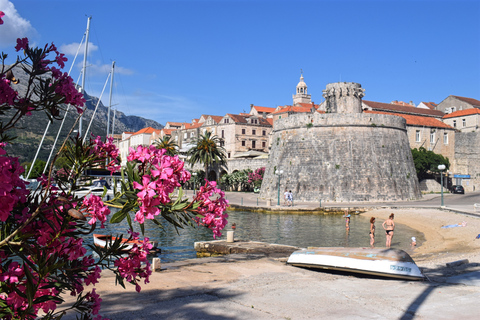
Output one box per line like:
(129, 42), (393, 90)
(450, 185), (465, 194)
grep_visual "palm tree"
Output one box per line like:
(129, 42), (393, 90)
(187, 131), (227, 180)
(155, 136), (178, 156)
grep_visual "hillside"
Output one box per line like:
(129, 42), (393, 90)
(2, 65), (164, 164)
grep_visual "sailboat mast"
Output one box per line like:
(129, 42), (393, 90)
(79, 16), (91, 137)
(106, 61), (115, 138)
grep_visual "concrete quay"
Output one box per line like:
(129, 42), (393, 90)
(194, 239), (299, 258)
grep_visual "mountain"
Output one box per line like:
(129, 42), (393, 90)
(1, 65), (164, 164)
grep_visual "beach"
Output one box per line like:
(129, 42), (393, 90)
(59, 206), (480, 320)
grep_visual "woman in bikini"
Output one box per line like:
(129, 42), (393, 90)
(382, 213), (395, 248)
(369, 217), (376, 247)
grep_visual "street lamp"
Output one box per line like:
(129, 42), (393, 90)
(275, 170), (283, 205)
(192, 172), (197, 195)
(438, 164), (446, 207)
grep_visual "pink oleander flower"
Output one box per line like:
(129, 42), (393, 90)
(82, 194), (111, 228)
(0, 76), (18, 106)
(193, 180), (229, 239)
(15, 37), (28, 52)
(0, 11), (4, 24)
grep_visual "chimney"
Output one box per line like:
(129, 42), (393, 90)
(262, 112), (266, 119)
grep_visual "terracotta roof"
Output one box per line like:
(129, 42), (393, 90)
(363, 100), (444, 118)
(225, 113), (272, 126)
(209, 115), (224, 123)
(166, 121), (183, 127)
(390, 100), (415, 107)
(184, 122), (203, 129)
(297, 102), (321, 109)
(161, 128), (174, 135)
(420, 102), (437, 110)
(252, 106), (276, 113)
(443, 108), (480, 119)
(451, 96), (480, 108)
(364, 110), (454, 129)
(271, 105), (312, 115)
(132, 127), (158, 135)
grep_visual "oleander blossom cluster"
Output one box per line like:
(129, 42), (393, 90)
(114, 231), (152, 293)
(0, 142), (28, 222)
(0, 187), (105, 318)
(193, 180), (229, 239)
(92, 135), (121, 173)
(13, 37), (86, 113)
(128, 145), (191, 224)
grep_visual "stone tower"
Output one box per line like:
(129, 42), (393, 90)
(292, 73), (312, 105)
(260, 82), (421, 203)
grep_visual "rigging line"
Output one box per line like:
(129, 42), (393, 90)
(27, 37), (85, 179)
(42, 74), (83, 174)
(83, 72), (111, 143)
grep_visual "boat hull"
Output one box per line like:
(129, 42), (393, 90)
(287, 247), (424, 280)
(93, 234), (158, 252)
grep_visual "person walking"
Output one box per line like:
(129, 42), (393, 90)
(287, 190), (293, 206)
(369, 217), (376, 247)
(382, 213), (395, 248)
(283, 189), (288, 206)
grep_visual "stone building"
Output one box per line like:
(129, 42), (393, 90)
(260, 82), (421, 203)
(436, 95), (480, 114)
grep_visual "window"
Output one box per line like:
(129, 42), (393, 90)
(252, 129), (256, 135)
(262, 130), (266, 136)
(252, 140), (256, 148)
(463, 119), (466, 127)
(221, 130), (224, 138)
(220, 141), (225, 147)
(242, 128), (246, 134)
(224, 118), (229, 123)
(444, 132), (448, 145)
(262, 141), (266, 148)
(228, 152), (231, 158)
(190, 132), (194, 138)
(241, 141), (245, 146)
(183, 132), (187, 140)
(415, 130), (420, 142)
(453, 120), (456, 128)
(430, 131), (435, 144)
(279, 116), (282, 119)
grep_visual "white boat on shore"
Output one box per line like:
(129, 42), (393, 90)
(93, 234), (159, 252)
(287, 247), (424, 280)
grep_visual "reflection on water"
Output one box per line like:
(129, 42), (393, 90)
(84, 210), (424, 263)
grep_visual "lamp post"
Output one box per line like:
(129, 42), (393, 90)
(192, 172), (197, 195)
(275, 170), (283, 205)
(438, 164), (446, 207)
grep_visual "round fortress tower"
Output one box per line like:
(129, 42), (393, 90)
(259, 82), (421, 202)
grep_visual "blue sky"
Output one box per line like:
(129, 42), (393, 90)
(1, 0), (479, 125)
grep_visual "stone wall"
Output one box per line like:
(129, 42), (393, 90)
(259, 111), (422, 202)
(453, 131), (480, 192)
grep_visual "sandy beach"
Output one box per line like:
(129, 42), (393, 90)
(58, 206), (480, 320)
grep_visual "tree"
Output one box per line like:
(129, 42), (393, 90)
(411, 147), (450, 181)
(22, 159), (47, 179)
(154, 135), (178, 156)
(187, 131), (227, 179)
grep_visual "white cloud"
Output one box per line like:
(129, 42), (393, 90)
(0, 0), (37, 46)
(59, 42), (98, 56)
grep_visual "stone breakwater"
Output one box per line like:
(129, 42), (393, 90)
(260, 111), (422, 202)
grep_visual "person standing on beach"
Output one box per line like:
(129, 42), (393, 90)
(382, 213), (395, 247)
(369, 217), (376, 247)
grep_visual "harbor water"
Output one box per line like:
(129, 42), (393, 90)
(85, 209), (424, 263)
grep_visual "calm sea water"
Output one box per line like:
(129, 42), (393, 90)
(85, 210), (424, 263)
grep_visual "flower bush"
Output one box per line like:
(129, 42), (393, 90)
(0, 28), (228, 319)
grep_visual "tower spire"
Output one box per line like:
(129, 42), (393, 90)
(292, 71), (311, 105)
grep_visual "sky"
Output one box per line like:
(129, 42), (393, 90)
(1, 0), (479, 125)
